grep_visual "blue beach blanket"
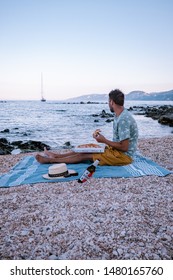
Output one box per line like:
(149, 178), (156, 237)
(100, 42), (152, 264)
(0, 154), (171, 187)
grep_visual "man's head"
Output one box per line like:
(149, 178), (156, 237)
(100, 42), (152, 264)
(109, 89), (124, 112)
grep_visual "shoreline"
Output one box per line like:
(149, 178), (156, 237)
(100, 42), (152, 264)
(0, 136), (173, 260)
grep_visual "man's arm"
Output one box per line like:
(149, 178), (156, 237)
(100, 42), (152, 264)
(94, 133), (129, 152)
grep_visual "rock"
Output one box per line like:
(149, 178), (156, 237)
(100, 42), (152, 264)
(129, 107), (133, 111)
(64, 141), (71, 147)
(117, 248), (124, 255)
(0, 138), (9, 144)
(0, 138), (13, 154)
(20, 229), (30, 236)
(0, 129), (10, 133)
(48, 254), (59, 260)
(0, 149), (5, 155)
(145, 105), (173, 120)
(128, 105), (173, 127)
(16, 140), (50, 152)
(128, 106), (146, 115)
(62, 141), (74, 149)
(105, 118), (114, 123)
(100, 110), (114, 118)
(120, 230), (126, 237)
(92, 110), (114, 124)
(11, 141), (23, 146)
(158, 114), (173, 127)
(0, 138), (51, 154)
(161, 234), (172, 242)
(112, 250), (118, 257)
(11, 149), (21, 155)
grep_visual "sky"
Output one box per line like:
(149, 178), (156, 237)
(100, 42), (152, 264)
(0, 0), (173, 100)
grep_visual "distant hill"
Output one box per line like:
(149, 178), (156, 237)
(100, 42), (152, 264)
(64, 93), (107, 103)
(126, 90), (173, 101)
(63, 90), (173, 103)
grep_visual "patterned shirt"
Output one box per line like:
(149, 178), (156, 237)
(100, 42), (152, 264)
(113, 108), (138, 157)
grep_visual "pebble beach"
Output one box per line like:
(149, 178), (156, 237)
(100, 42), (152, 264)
(0, 136), (173, 260)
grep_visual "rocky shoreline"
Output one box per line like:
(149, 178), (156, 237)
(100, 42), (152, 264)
(93, 105), (173, 127)
(129, 105), (173, 126)
(0, 138), (75, 156)
(0, 138), (51, 155)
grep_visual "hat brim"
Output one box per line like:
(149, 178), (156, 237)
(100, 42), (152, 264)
(43, 169), (78, 180)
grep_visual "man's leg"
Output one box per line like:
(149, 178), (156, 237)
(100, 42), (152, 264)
(35, 152), (93, 164)
(43, 147), (76, 158)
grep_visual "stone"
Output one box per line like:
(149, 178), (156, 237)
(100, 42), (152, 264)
(0, 138), (51, 154)
(158, 114), (173, 127)
(0, 129), (10, 133)
(0, 138), (9, 144)
(128, 105), (173, 127)
(48, 254), (59, 260)
(0, 138), (13, 154)
(117, 248), (124, 255)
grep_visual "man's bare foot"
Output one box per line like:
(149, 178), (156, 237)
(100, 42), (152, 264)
(35, 154), (53, 164)
(44, 147), (53, 157)
(44, 147), (61, 158)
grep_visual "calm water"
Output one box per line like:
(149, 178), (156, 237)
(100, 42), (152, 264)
(0, 100), (173, 149)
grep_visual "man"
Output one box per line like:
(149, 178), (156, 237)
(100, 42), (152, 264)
(36, 89), (138, 165)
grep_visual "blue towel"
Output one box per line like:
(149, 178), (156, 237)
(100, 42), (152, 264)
(0, 154), (171, 187)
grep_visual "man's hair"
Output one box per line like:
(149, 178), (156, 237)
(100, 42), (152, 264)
(109, 89), (124, 106)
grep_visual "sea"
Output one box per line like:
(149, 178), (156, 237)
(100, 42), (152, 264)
(0, 100), (173, 150)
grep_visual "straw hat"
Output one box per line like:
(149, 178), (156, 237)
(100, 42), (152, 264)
(43, 163), (78, 179)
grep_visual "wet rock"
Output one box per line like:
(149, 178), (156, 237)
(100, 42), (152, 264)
(0, 138), (9, 144)
(105, 118), (114, 123)
(0, 138), (51, 154)
(129, 106), (133, 111)
(62, 141), (74, 149)
(0, 129), (10, 133)
(158, 114), (173, 127)
(92, 110), (114, 118)
(17, 140), (50, 152)
(100, 110), (114, 118)
(128, 105), (173, 127)
(64, 141), (71, 147)
(11, 141), (23, 146)
(92, 110), (114, 123)
(0, 138), (13, 155)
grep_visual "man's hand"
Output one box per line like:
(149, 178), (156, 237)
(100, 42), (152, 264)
(93, 133), (107, 144)
(93, 129), (101, 138)
(93, 129), (129, 152)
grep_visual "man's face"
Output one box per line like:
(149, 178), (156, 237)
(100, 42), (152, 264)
(109, 98), (114, 113)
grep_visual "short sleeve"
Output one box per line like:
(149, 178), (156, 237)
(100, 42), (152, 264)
(118, 117), (131, 141)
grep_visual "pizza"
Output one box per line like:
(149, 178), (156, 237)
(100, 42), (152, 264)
(93, 129), (101, 137)
(77, 143), (102, 148)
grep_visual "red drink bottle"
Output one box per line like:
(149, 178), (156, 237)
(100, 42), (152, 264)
(78, 159), (100, 183)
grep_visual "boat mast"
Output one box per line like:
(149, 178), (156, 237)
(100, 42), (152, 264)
(41, 73), (43, 99)
(41, 73), (46, 101)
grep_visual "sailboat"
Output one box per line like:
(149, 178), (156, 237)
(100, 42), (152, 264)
(41, 73), (46, 102)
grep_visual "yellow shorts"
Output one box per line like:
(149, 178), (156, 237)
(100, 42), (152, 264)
(92, 146), (132, 166)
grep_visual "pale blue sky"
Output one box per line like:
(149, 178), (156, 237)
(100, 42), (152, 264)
(0, 0), (173, 100)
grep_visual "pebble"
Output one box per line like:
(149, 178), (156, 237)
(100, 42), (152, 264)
(117, 248), (124, 255)
(0, 136), (173, 259)
(48, 255), (59, 260)
(120, 230), (126, 237)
